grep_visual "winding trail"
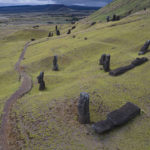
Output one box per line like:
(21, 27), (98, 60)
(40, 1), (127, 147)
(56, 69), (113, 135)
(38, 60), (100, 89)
(0, 42), (33, 150)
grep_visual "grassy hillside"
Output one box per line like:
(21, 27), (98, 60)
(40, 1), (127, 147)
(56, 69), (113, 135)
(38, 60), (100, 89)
(88, 0), (150, 21)
(0, 0), (150, 149)
(7, 9), (150, 150)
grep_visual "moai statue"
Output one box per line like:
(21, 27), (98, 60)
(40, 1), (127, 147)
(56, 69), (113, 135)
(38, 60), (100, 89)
(112, 14), (116, 21)
(99, 54), (106, 65)
(56, 30), (60, 36)
(72, 26), (76, 30)
(117, 16), (120, 21)
(103, 55), (110, 72)
(48, 32), (53, 37)
(67, 29), (71, 34)
(78, 92), (90, 124)
(55, 25), (58, 31)
(53, 56), (59, 71)
(37, 72), (45, 91)
(106, 16), (110, 22)
(139, 40), (150, 55)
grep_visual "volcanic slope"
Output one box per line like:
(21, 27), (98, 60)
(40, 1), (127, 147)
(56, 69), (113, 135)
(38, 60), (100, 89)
(9, 8), (150, 150)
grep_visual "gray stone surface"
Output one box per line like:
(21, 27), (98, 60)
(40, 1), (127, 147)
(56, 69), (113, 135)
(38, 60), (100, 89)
(78, 92), (90, 124)
(92, 102), (140, 134)
(110, 57), (148, 76)
(37, 72), (45, 91)
(139, 40), (150, 55)
(53, 56), (59, 71)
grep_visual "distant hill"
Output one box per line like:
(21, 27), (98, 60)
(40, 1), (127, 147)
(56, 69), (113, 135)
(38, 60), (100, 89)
(0, 4), (100, 14)
(88, 0), (150, 21)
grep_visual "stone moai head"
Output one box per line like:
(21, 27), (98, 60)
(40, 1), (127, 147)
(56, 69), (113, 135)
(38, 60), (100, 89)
(53, 56), (57, 65)
(100, 54), (106, 65)
(139, 40), (150, 55)
(53, 56), (59, 71)
(103, 55), (111, 72)
(55, 25), (58, 31)
(67, 29), (71, 34)
(78, 92), (90, 124)
(106, 16), (110, 22)
(48, 32), (53, 37)
(37, 72), (44, 83)
(112, 14), (116, 21)
(37, 72), (45, 91)
(56, 30), (60, 36)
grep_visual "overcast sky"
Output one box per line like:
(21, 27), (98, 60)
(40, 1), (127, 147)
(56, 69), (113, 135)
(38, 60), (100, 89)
(0, 0), (112, 7)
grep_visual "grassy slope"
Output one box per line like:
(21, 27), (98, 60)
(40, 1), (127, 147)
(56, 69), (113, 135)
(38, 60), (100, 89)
(88, 0), (150, 21)
(0, 25), (56, 126)
(9, 9), (150, 150)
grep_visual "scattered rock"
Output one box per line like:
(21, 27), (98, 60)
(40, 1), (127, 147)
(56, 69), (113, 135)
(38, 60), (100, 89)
(78, 92), (90, 124)
(71, 21), (75, 24)
(92, 102), (141, 134)
(91, 22), (96, 26)
(32, 25), (39, 29)
(31, 39), (35, 41)
(72, 35), (76, 38)
(72, 26), (76, 30)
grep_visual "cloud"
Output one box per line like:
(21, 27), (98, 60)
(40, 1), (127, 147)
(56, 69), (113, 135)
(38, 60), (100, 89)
(0, 0), (111, 6)
(0, 0), (55, 6)
(54, 0), (111, 6)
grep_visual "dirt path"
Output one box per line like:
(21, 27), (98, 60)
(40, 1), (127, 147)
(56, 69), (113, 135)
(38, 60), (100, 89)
(0, 42), (33, 150)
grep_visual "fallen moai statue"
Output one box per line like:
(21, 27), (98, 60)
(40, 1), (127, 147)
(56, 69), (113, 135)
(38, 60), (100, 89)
(78, 92), (90, 124)
(139, 40), (150, 55)
(99, 54), (111, 72)
(109, 57), (148, 76)
(37, 72), (45, 91)
(92, 102), (140, 134)
(91, 22), (96, 26)
(53, 56), (59, 71)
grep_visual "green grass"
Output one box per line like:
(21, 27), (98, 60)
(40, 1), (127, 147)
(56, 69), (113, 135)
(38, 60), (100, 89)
(7, 9), (150, 150)
(0, 24), (57, 125)
(88, 0), (150, 21)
